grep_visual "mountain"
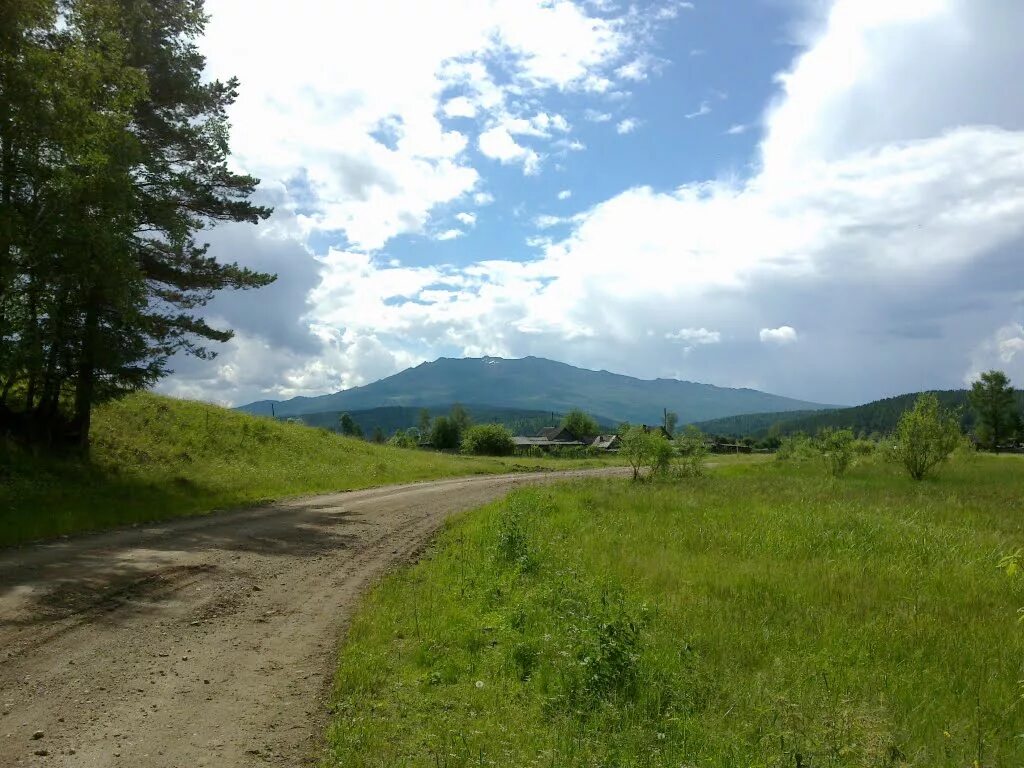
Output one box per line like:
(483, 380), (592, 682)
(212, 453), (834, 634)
(694, 389), (1024, 438)
(238, 356), (833, 425)
(293, 404), (617, 437)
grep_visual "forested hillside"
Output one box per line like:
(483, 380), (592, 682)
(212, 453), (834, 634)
(240, 356), (832, 425)
(294, 404), (616, 437)
(695, 389), (1024, 438)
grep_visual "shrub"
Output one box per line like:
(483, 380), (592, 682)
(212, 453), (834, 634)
(429, 416), (461, 450)
(461, 423), (516, 456)
(649, 437), (675, 477)
(674, 425), (708, 477)
(817, 427), (855, 477)
(621, 426), (661, 480)
(387, 429), (419, 449)
(892, 393), (961, 480)
(775, 434), (816, 462)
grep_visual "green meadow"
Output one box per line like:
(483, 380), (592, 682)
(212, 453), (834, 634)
(325, 455), (1024, 767)
(0, 393), (619, 547)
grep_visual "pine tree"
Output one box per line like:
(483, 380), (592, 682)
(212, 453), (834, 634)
(0, 0), (274, 450)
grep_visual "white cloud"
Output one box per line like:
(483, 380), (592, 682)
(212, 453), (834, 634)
(759, 326), (799, 345)
(616, 118), (641, 134)
(200, 0), (649, 250)
(455, 212), (477, 226)
(436, 229), (464, 241)
(473, 191), (495, 205)
(478, 126), (543, 174)
(685, 101), (711, 119)
(584, 109), (613, 122)
(535, 214), (566, 229)
(726, 123), (748, 135)
(616, 57), (649, 81)
(443, 96), (477, 119)
(967, 322), (1024, 384)
(557, 189), (572, 200)
(666, 328), (721, 345)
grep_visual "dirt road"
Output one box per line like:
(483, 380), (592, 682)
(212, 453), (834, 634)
(0, 469), (624, 767)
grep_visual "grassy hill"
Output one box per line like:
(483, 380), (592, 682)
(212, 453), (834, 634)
(0, 393), (610, 547)
(293, 404), (617, 437)
(239, 356), (833, 425)
(695, 389), (1024, 438)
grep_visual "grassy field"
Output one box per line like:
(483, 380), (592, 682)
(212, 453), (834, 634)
(0, 393), (621, 547)
(325, 455), (1024, 767)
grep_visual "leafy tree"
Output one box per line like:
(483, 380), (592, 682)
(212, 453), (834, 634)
(892, 393), (961, 481)
(371, 426), (385, 444)
(663, 410), (679, 437)
(649, 437), (675, 478)
(674, 425), (708, 477)
(563, 408), (599, 439)
(387, 429), (419, 449)
(416, 407), (431, 436)
(968, 370), (1019, 451)
(621, 426), (660, 481)
(817, 427), (854, 477)
(449, 403), (472, 433)
(430, 416), (460, 450)
(461, 423), (515, 456)
(339, 413), (363, 438)
(616, 421), (632, 438)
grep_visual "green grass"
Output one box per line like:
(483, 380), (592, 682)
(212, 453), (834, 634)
(325, 455), (1024, 767)
(0, 392), (622, 547)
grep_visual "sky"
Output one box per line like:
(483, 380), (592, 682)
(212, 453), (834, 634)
(159, 0), (1024, 408)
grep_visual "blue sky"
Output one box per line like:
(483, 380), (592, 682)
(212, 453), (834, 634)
(163, 0), (1024, 407)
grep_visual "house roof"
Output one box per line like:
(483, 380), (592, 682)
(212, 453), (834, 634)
(590, 434), (620, 450)
(537, 426), (577, 442)
(513, 436), (585, 447)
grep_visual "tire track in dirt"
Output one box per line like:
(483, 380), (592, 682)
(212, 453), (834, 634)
(0, 468), (625, 767)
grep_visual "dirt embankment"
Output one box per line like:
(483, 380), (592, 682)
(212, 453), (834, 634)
(0, 469), (625, 767)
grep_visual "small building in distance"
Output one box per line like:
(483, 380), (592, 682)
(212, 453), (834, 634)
(513, 426), (621, 453)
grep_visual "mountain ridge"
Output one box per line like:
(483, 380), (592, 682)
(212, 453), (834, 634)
(238, 356), (835, 425)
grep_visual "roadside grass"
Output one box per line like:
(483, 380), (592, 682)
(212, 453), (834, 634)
(325, 455), (1024, 767)
(0, 393), (623, 547)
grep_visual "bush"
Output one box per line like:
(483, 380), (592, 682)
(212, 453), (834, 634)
(674, 425), (708, 477)
(621, 426), (663, 481)
(775, 434), (816, 462)
(817, 427), (854, 477)
(387, 429), (419, 449)
(892, 393), (961, 480)
(429, 416), (461, 450)
(649, 437), (675, 477)
(461, 423), (516, 456)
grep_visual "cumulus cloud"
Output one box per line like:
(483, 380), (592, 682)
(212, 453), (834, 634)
(557, 189), (572, 200)
(966, 322), (1024, 384)
(436, 229), (464, 241)
(200, 0), (646, 251)
(759, 326), (799, 345)
(455, 212), (477, 226)
(726, 123), (748, 135)
(616, 118), (640, 134)
(478, 126), (543, 174)
(167, 0), (1024, 408)
(666, 328), (722, 348)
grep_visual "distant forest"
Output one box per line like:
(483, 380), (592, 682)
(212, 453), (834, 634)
(288, 404), (617, 438)
(693, 390), (1024, 439)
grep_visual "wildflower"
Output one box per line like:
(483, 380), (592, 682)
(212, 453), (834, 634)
(475, 680), (484, 689)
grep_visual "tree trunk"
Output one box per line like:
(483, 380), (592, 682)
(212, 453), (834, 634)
(71, 292), (100, 454)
